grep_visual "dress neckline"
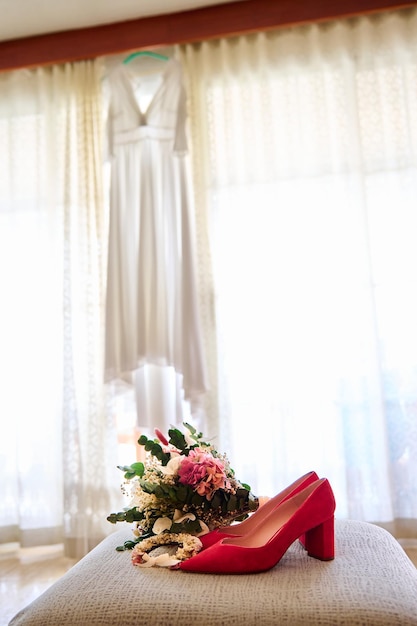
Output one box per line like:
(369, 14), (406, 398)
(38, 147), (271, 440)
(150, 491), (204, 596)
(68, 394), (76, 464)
(118, 58), (176, 122)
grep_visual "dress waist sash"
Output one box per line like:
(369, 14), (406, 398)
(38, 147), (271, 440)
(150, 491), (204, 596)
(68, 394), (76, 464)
(114, 126), (174, 144)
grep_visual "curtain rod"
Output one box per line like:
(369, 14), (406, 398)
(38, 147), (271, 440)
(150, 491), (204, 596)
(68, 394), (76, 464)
(0, 0), (416, 72)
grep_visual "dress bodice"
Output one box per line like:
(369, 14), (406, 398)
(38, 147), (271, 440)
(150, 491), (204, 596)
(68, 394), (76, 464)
(107, 59), (187, 153)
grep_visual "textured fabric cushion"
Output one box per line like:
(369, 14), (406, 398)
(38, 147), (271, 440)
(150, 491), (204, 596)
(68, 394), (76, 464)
(9, 519), (417, 625)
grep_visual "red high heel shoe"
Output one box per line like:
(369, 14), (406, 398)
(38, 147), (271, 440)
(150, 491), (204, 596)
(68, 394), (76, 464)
(200, 470), (319, 549)
(175, 478), (335, 574)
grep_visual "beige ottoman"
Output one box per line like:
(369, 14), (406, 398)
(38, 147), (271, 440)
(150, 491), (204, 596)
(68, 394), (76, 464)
(9, 519), (417, 625)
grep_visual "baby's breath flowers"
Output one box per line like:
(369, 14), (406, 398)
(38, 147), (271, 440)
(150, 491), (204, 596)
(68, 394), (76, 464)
(107, 423), (258, 560)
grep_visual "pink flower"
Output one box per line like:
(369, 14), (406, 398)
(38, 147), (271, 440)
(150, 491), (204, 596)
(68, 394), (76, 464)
(178, 448), (229, 499)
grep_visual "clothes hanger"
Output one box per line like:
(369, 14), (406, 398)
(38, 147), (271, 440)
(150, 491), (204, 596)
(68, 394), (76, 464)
(123, 50), (169, 65)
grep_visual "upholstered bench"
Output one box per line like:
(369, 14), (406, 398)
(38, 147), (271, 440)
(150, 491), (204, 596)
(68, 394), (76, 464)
(9, 519), (417, 625)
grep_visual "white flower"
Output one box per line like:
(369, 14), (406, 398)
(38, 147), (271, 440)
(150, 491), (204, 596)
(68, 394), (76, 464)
(159, 455), (182, 476)
(152, 517), (172, 534)
(136, 553), (181, 568)
(197, 520), (210, 535)
(173, 509), (196, 524)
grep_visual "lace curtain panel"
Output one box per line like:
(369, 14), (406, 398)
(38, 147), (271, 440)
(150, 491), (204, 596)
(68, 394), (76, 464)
(180, 8), (417, 532)
(0, 61), (120, 559)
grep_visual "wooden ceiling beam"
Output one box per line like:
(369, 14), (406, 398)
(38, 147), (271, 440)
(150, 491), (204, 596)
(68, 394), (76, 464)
(0, 0), (416, 71)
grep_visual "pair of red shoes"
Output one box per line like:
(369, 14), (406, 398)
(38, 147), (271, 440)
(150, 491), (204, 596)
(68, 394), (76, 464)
(175, 471), (335, 574)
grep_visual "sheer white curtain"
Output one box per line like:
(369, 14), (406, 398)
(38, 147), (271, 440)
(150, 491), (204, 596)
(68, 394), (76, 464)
(181, 8), (417, 531)
(0, 61), (120, 558)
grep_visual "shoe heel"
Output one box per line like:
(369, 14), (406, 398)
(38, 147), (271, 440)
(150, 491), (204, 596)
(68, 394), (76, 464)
(304, 516), (334, 561)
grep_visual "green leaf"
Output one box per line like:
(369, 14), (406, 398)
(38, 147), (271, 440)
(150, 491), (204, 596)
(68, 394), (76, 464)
(136, 439), (171, 465)
(124, 510), (135, 523)
(210, 491), (222, 510)
(227, 494), (238, 512)
(117, 464), (133, 472)
(168, 428), (188, 452)
(130, 462), (145, 477)
(117, 462), (145, 480)
(176, 483), (189, 503)
(191, 492), (205, 507)
(140, 480), (157, 494)
(107, 507), (144, 525)
(168, 487), (177, 501)
(151, 442), (163, 457)
(171, 518), (202, 535)
(184, 422), (196, 436)
(183, 422), (208, 445)
(157, 483), (179, 500)
(153, 486), (166, 499)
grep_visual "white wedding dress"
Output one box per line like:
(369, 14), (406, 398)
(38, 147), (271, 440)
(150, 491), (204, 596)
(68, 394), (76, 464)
(104, 58), (207, 426)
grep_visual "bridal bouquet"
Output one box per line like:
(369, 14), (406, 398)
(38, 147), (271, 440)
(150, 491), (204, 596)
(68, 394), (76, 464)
(107, 423), (258, 561)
